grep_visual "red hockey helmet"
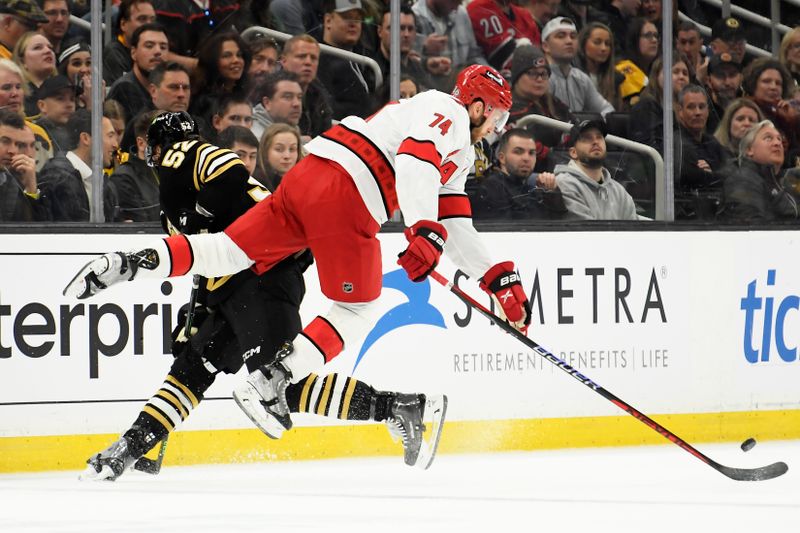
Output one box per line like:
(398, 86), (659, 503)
(452, 64), (512, 132)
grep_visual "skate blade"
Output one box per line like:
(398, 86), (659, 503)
(416, 394), (448, 470)
(78, 464), (117, 482)
(232, 383), (287, 439)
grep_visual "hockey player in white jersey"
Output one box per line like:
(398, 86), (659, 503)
(64, 64), (532, 441)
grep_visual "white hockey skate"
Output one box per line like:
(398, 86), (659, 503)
(233, 359), (293, 439)
(386, 393), (448, 470)
(80, 436), (138, 482)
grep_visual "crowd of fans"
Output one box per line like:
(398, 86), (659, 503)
(1, 0), (799, 224)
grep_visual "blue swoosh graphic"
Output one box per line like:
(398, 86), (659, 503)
(352, 269), (447, 372)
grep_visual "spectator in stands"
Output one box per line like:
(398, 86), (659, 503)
(13, 31), (56, 117)
(254, 122), (302, 192)
(676, 20), (705, 80)
(267, 0), (324, 36)
(244, 35), (281, 105)
(37, 0), (69, 55)
(713, 97), (763, 163)
(639, 0), (660, 24)
(315, 0), (375, 120)
(576, 22), (624, 110)
(103, 100), (126, 166)
(33, 74), (75, 152)
(705, 52), (742, 136)
(217, 125), (259, 177)
(279, 34), (333, 139)
(0, 109), (48, 221)
(555, 119), (638, 220)
(413, 0), (488, 91)
(400, 75), (420, 99)
(210, 94), (253, 139)
(521, 0), (561, 34)
(149, 62), (190, 113)
(106, 23), (167, 128)
(58, 41), (98, 111)
(542, 16), (614, 116)
(38, 109), (119, 221)
(709, 17), (746, 66)
(251, 70), (303, 143)
(629, 53), (690, 151)
(721, 120), (798, 222)
(0, 1), (48, 61)
(103, 0), (155, 84)
(109, 109), (160, 222)
(508, 45), (571, 169)
(190, 32), (250, 126)
(555, 1), (607, 34)
(615, 18), (658, 105)
(467, 0), (540, 71)
(372, 5), (430, 108)
(674, 84), (724, 194)
(0, 58), (52, 168)
(742, 58), (798, 162)
(779, 27), (800, 88)
(467, 128), (565, 220)
(601, 0), (639, 55)
(150, 0), (245, 63)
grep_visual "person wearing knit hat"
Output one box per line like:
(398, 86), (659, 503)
(709, 16), (747, 65)
(508, 45), (572, 163)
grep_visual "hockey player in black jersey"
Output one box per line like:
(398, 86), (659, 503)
(80, 112), (446, 481)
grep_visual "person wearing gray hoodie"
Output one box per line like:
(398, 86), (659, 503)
(554, 119), (638, 220)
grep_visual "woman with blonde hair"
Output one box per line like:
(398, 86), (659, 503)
(713, 98), (764, 162)
(12, 32), (57, 117)
(779, 27), (800, 87)
(255, 123), (303, 192)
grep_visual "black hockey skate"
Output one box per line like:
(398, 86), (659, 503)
(386, 393), (448, 469)
(232, 343), (294, 439)
(80, 435), (139, 482)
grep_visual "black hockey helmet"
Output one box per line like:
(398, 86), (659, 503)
(145, 111), (199, 167)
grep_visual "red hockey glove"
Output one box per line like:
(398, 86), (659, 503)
(397, 220), (448, 282)
(479, 262), (531, 334)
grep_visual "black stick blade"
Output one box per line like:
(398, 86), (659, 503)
(716, 461), (789, 481)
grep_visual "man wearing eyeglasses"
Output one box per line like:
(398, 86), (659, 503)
(0, 0), (49, 60)
(37, 0), (70, 55)
(541, 16), (614, 116)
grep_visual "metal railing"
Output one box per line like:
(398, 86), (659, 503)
(695, 0), (792, 54)
(677, 12), (770, 58)
(515, 114), (667, 221)
(241, 26), (383, 89)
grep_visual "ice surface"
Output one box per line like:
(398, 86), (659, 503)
(1, 441), (798, 533)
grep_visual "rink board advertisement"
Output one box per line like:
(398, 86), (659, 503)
(1, 231), (799, 471)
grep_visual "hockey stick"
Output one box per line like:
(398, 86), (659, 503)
(132, 274), (201, 475)
(430, 270), (788, 482)
(133, 435), (169, 474)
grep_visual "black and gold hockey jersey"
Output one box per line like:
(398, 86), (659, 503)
(157, 139), (270, 303)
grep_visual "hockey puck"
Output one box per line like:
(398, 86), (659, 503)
(741, 437), (757, 452)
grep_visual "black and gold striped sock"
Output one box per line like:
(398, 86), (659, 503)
(287, 374), (391, 422)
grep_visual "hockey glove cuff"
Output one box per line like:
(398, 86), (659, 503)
(63, 248), (162, 299)
(397, 220), (448, 282)
(479, 262), (531, 334)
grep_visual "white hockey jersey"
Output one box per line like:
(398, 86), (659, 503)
(305, 89), (493, 277)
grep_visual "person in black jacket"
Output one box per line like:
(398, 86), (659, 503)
(109, 109), (160, 222)
(721, 120), (799, 222)
(279, 34), (333, 139)
(38, 109), (119, 221)
(467, 128), (566, 220)
(315, 0), (376, 119)
(0, 110), (49, 221)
